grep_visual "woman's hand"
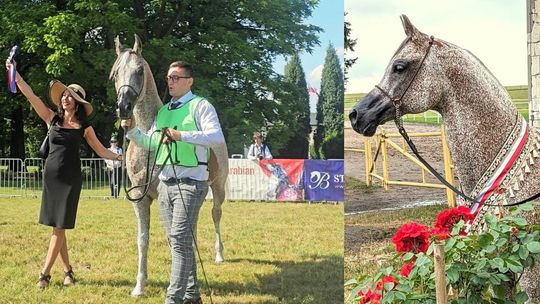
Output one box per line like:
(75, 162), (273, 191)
(5, 59), (13, 71)
(121, 119), (133, 131)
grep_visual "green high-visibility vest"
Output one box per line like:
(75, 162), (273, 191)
(155, 95), (206, 167)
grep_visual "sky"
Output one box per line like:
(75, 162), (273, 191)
(273, 0), (344, 112)
(345, 0), (527, 93)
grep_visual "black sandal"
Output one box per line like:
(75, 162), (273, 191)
(63, 267), (75, 286)
(37, 273), (51, 289)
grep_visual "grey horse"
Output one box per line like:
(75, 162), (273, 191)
(110, 34), (228, 297)
(349, 15), (540, 302)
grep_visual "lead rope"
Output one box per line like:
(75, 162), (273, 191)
(121, 128), (214, 303)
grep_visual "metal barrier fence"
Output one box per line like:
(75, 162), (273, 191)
(0, 158), (116, 198)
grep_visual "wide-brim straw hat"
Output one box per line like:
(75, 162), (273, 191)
(48, 80), (94, 117)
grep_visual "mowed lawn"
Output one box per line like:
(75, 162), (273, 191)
(0, 198), (343, 303)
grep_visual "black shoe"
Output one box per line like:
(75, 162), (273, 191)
(183, 298), (202, 304)
(37, 273), (51, 289)
(63, 267), (75, 286)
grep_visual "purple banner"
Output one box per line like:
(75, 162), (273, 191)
(303, 160), (344, 201)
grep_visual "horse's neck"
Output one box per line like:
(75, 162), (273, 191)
(134, 62), (162, 133)
(439, 58), (518, 193)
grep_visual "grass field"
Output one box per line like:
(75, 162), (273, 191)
(0, 198), (344, 303)
(345, 85), (529, 123)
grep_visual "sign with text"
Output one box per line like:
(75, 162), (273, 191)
(227, 159), (304, 201)
(303, 160), (344, 201)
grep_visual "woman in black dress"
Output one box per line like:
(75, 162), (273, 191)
(6, 60), (122, 288)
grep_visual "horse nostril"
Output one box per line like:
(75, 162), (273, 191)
(349, 109), (358, 123)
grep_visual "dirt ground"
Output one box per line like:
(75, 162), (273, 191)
(344, 120), (451, 254)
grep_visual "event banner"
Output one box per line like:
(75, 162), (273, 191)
(227, 159), (304, 201)
(303, 159), (344, 201)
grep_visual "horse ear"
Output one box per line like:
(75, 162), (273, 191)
(401, 15), (429, 42)
(115, 36), (123, 56)
(401, 15), (419, 37)
(133, 34), (142, 55)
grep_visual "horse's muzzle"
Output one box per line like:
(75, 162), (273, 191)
(117, 100), (132, 119)
(349, 91), (395, 136)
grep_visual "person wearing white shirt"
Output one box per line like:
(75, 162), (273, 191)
(121, 61), (224, 304)
(104, 136), (123, 198)
(247, 132), (272, 160)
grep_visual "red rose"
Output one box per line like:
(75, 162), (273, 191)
(376, 275), (397, 291)
(400, 262), (414, 277)
(392, 222), (430, 253)
(434, 206), (473, 230)
(357, 288), (381, 304)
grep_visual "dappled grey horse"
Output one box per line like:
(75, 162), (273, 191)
(110, 34), (228, 297)
(349, 15), (540, 302)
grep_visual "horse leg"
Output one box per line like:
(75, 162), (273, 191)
(131, 196), (152, 297)
(211, 185), (225, 263)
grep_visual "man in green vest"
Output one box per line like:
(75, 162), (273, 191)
(122, 61), (225, 304)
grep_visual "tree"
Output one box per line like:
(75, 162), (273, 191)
(0, 0), (322, 158)
(344, 13), (357, 83)
(314, 44), (344, 159)
(271, 52), (310, 158)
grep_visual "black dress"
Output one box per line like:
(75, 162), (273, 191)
(39, 116), (87, 229)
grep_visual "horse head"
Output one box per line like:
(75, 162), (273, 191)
(110, 34), (146, 119)
(349, 15), (446, 136)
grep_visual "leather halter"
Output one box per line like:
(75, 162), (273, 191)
(375, 35), (435, 128)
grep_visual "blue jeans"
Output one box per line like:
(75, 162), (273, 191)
(157, 179), (208, 304)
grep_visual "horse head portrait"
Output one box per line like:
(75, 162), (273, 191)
(109, 34), (228, 297)
(349, 15), (540, 301)
(110, 35), (149, 121)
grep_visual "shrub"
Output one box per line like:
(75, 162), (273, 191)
(346, 202), (540, 304)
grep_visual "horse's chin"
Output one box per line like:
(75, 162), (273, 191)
(351, 111), (394, 137)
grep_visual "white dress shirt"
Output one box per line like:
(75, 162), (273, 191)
(247, 143), (273, 160)
(126, 91), (225, 181)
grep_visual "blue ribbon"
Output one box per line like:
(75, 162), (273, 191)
(7, 45), (19, 93)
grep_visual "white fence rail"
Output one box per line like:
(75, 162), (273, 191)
(0, 158), (115, 198)
(1, 158), (344, 202)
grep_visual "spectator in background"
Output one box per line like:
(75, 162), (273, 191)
(104, 135), (123, 198)
(247, 132), (272, 160)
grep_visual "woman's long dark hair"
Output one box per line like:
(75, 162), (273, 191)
(55, 103), (88, 128)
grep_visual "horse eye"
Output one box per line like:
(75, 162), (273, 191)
(392, 60), (409, 73)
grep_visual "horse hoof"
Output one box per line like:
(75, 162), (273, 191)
(131, 288), (144, 298)
(215, 255), (225, 264)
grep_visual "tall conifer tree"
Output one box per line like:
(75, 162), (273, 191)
(314, 44), (344, 159)
(279, 52), (310, 158)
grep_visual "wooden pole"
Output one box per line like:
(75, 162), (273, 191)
(380, 130), (389, 190)
(434, 242), (447, 304)
(441, 126), (456, 208)
(364, 136), (372, 186)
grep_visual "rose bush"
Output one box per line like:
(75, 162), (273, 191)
(346, 202), (540, 304)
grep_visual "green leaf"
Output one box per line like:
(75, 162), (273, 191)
(516, 291), (529, 303)
(402, 252), (414, 261)
(489, 257), (505, 272)
(527, 241), (540, 253)
(512, 217), (529, 226)
(477, 233), (494, 248)
(506, 258), (524, 273)
(383, 266), (394, 275)
(395, 291), (407, 300)
(446, 267), (459, 283)
(444, 237), (457, 252)
(344, 278), (357, 286)
(519, 245), (530, 259)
